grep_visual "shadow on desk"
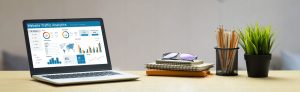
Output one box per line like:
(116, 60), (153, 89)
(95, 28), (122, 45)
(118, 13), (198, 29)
(251, 76), (292, 81)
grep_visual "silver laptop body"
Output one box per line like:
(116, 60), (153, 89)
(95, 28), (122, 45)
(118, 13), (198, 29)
(23, 18), (138, 85)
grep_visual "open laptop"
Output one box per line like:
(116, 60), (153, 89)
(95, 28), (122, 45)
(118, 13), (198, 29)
(22, 18), (139, 85)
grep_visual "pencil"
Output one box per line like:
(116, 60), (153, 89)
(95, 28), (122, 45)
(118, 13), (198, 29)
(216, 26), (238, 74)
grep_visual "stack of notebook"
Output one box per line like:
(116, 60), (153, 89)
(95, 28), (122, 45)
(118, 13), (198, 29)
(145, 59), (214, 77)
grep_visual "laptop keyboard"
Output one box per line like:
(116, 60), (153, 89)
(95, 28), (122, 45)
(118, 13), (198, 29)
(43, 71), (121, 79)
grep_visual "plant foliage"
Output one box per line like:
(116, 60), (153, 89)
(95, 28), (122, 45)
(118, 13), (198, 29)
(238, 23), (274, 55)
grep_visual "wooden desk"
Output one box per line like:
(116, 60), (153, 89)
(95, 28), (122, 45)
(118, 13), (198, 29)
(0, 71), (299, 92)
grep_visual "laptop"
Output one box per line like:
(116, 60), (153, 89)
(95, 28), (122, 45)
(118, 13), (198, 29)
(22, 18), (139, 85)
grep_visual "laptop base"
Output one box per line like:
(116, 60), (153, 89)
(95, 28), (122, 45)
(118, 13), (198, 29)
(33, 70), (139, 85)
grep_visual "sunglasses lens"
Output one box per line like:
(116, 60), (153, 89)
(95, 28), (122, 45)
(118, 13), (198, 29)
(180, 54), (197, 61)
(162, 52), (179, 59)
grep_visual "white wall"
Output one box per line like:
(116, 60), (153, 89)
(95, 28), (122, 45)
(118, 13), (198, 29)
(0, 0), (299, 70)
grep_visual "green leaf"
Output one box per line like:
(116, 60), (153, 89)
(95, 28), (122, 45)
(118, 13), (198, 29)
(238, 23), (275, 55)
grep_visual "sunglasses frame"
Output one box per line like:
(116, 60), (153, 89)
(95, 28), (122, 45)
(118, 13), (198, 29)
(162, 52), (198, 61)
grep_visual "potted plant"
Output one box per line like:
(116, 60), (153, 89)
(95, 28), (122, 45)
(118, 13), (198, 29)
(238, 23), (275, 78)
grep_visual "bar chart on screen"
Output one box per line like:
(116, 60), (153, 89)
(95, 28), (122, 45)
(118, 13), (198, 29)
(47, 57), (62, 64)
(77, 43), (102, 54)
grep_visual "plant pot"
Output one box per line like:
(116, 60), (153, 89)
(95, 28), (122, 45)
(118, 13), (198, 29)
(244, 54), (271, 78)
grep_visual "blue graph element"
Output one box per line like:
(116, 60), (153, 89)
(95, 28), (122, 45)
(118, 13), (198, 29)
(47, 57), (61, 64)
(66, 43), (74, 50)
(76, 55), (86, 64)
(91, 31), (99, 36)
(78, 43), (101, 54)
(79, 30), (89, 36)
(63, 43), (75, 53)
(81, 34), (88, 36)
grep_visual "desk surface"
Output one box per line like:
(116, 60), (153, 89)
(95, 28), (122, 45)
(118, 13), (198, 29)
(0, 71), (299, 92)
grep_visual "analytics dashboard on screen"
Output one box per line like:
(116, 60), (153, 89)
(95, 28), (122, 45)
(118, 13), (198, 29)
(26, 21), (108, 68)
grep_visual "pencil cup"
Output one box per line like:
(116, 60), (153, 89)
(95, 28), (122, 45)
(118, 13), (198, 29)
(215, 47), (239, 76)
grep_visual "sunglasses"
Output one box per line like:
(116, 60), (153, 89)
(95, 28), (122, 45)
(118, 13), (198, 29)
(162, 52), (198, 61)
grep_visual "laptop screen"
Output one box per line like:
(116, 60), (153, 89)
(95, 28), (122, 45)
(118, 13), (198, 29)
(26, 21), (108, 68)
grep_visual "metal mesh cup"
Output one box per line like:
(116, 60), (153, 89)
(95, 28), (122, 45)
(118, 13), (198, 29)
(215, 47), (239, 76)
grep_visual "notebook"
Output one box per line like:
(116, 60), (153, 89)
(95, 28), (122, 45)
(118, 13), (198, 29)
(146, 63), (214, 71)
(146, 69), (210, 77)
